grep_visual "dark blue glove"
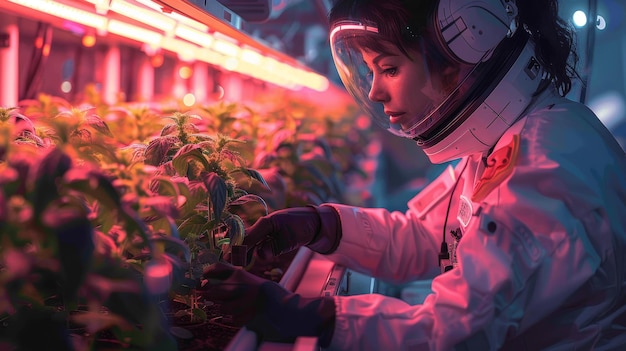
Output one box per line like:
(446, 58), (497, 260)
(242, 205), (342, 259)
(200, 262), (336, 346)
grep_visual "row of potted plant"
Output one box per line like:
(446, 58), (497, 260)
(0, 89), (372, 350)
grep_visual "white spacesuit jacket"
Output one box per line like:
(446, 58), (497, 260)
(323, 92), (626, 350)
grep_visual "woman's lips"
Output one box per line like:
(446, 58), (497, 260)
(386, 112), (405, 125)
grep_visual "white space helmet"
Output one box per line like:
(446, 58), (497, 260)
(330, 0), (546, 163)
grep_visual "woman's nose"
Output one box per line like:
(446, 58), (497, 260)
(368, 77), (388, 102)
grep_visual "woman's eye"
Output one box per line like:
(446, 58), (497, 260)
(382, 67), (397, 76)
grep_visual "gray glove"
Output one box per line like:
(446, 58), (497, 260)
(242, 205), (342, 259)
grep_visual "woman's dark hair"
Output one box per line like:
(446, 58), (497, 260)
(517, 0), (579, 96)
(329, 0), (435, 58)
(329, 0), (579, 96)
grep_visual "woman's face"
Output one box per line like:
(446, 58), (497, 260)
(361, 43), (450, 133)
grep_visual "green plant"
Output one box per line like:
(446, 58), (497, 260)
(2, 90), (372, 349)
(249, 99), (372, 207)
(0, 106), (42, 152)
(18, 93), (72, 120)
(120, 111), (272, 319)
(0, 104), (191, 350)
(107, 105), (167, 145)
(0, 148), (178, 350)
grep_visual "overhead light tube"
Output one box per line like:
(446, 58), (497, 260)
(8, 0), (108, 31)
(109, 0), (177, 33)
(107, 19), (162, 46)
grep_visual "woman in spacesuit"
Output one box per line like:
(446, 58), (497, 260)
(201, 0), (626, 349)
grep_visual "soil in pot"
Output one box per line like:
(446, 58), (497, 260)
(166, 301), (242, 351)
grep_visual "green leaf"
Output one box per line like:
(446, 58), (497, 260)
(177, 214), (209, 238)
(45, 207), (95, 304)
(150, 235), (191, 263)
(220, 149), (244, 166)
(64, 168), (122, 211)
(313, 136), (333, 160)
(149, 216), (176, 236)
(150, 175), (181, 198)
(192, 307), (207, 321)
(160, 123), (178, 136)
(97, 205), (117, 234)
(216, 237), (230, 247)
(144, 136), (177, 166)
(245, 168), (270, 188)
(230, 168), (271, 193)
(189, 134), (214, 142)
(142, 195), (178, 218)
(201, 171), (227, 222)
(118, 206), (152, 251)
(71, 128), (92, 144)
(223, 214), (245, 246)
(32, 147), (72, 216)
(172, 144), (210, 176)
(182, 123), (200, 134)
(178, 180), (207, 216)
(85, 114), (113, 137)
(228, 194), (268, 227)
(3, 155), (33, 197)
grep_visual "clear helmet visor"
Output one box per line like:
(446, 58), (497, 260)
(330, 22), (475, 139)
